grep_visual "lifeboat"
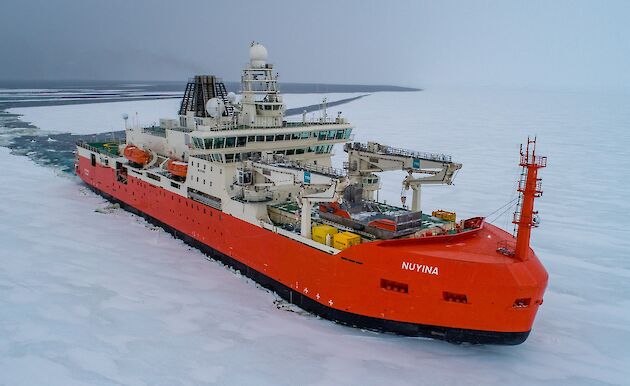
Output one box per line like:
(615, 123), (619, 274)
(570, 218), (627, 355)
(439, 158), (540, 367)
(123, 144), (151, 165)
(167, 159), (188, 177)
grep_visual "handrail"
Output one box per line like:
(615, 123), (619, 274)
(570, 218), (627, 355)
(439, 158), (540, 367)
(254, 155), (347, 178)
(345, 142), (453, 163)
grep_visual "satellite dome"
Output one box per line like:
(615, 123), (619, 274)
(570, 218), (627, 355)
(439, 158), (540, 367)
(249, 43), (268, 68)
(205, 98), (224, 118)
(226, 92), (237, 103)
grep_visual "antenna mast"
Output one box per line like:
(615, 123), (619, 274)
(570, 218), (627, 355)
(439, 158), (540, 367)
(512, 137), (547, 261)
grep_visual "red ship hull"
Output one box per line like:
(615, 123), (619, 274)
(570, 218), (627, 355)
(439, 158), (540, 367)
(76, 154), (547, 345)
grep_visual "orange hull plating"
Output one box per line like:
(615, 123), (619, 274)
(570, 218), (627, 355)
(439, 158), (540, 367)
(77, 155), (548, 344)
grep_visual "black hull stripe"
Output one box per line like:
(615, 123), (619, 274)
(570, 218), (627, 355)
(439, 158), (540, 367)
(84, 183), (530, 345)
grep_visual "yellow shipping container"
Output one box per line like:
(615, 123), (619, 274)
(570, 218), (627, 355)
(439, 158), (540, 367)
(312, 224), (338, 245)
(432, 210), (456, 222)
(333, 231), (361, 250)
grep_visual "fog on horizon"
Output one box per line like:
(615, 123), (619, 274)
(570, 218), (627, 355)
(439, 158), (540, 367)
(1, 0), (628, 90)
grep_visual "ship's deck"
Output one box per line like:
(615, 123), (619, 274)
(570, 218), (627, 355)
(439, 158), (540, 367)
(269, 201), (451, 238)
(84, 141), (121, 157)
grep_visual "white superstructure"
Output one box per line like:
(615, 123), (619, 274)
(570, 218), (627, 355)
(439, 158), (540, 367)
(78, 43), (460, 253)
(113, 44), (352, 243)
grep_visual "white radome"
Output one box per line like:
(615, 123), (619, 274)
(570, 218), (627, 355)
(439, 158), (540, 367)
(249, 43), (268, 68)
(227, 92), (237, 103)
(205, 98), (224, 118)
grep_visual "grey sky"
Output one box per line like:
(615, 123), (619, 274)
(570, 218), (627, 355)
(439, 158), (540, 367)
(1, 0), (628, 89)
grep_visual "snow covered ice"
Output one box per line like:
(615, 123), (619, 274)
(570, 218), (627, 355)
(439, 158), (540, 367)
(6, 93), (363, 135)
(1, 88), (630, 385)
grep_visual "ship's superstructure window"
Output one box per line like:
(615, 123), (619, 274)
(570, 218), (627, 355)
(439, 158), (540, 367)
(273, 145), (334, 155)
(194, 128), (351, 151)
(147, 173), (161, 182)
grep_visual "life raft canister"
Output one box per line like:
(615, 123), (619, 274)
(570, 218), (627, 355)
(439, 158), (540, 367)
(123, 144), (151, 165)
(167, 159), (188, 177)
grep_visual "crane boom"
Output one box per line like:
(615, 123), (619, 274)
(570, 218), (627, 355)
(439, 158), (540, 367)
(344, 142), (461, 212)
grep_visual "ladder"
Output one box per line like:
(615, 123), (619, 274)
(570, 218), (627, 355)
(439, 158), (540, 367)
(214, 81), (234, 116)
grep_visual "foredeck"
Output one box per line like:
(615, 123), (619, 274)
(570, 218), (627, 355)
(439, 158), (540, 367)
(269, 200), (452, 241)
(79, 141), (122, 157)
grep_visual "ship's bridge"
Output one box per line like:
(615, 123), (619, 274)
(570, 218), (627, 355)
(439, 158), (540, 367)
(187, 120), (352, 164)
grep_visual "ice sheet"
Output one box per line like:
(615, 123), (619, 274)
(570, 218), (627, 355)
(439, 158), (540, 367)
(6, 93), (363, 135)
(6, 99), (181, 135)
(1, 86), (630, 385)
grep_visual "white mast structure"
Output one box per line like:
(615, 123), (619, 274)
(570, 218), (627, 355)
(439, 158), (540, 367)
(238, 43), (284, 128)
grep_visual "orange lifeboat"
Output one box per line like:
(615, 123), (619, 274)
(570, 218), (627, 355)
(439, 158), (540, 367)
(167, 159), (188, 178)
(123, 144), (151, 165)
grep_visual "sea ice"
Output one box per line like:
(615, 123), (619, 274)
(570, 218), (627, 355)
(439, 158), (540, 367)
(6, 93), (364, 136)
(1, 86), (629, 385)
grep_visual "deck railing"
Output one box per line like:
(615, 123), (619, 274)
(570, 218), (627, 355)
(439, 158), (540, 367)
(345, 142), (453, 163)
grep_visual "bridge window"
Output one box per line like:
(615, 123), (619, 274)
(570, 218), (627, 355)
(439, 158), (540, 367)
(237, 136), (247, 147)
(225, 137), (236, 148)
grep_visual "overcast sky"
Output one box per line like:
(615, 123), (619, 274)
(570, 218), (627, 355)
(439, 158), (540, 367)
(1, 0), (629, 89)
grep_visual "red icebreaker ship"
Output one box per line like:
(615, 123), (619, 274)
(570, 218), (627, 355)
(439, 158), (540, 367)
(76, 43), (548, 345)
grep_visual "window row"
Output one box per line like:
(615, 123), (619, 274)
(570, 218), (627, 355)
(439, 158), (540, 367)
(273, 145), (334, 156)
(206, 145), (335, 164)
(191, 128), (352, 150)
